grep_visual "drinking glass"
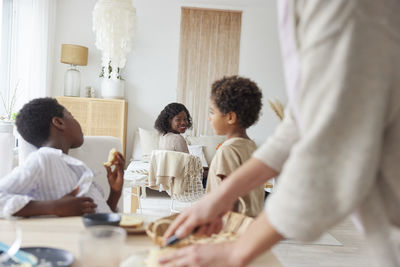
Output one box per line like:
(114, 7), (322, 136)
(80, 225), (127, 267)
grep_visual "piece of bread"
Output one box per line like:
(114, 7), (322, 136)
(104, 148), (118, 167)
(119, 215), (144, 229)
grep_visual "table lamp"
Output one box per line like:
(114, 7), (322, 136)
(60, 44), (88, 96)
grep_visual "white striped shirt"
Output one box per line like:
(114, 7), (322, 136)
(0, 147), (111, 218)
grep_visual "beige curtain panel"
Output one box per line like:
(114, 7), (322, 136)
(177, 7), (242, 136)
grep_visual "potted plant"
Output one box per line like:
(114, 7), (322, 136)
(99, 61), (125, 99)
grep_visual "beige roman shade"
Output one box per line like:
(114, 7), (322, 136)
(177, 7), (242, 136)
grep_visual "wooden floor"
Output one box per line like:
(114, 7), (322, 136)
(136, 189), (372, 267)
(272, 218), (371, 267)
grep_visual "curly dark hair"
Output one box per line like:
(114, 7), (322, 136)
(211, 75), (262, 129)
(154, 103), (193, 134)
(16, 98), (65, 148)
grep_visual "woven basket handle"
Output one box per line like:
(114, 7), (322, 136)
(237, 197), (246, 215)
(153, 218), (174, 234)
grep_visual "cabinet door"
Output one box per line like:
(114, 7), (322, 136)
(88, 100), (125, 138)
(56, 97), (90, 135)
(56, 97), (127, 155)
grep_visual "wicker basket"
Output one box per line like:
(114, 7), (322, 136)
(146, 214), (179, 246)
(146, 210), (253, 247)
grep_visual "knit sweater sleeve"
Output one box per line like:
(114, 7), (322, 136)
(265, 0), (392, 241)
(252, 107), (299, 172)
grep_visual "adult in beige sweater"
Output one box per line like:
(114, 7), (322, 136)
(160, 1), (400, 266)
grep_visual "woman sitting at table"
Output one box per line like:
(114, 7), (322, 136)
(154, 103), (192, 153)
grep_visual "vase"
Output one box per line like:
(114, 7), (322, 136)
(101, 78), (125, 99)
(0, 121), (15, 178)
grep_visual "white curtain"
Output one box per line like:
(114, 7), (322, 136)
(8, 0), (56, 111)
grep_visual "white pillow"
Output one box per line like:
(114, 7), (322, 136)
(138, 128), (160, 162)
(188, 145), (208, 168)
(186, 135), (226, 165)
(185, 135), (200, 146)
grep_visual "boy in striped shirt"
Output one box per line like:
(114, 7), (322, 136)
(0, 98), (124, 217)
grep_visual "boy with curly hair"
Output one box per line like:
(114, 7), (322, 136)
(0, 98), (125, 218)
(207, 75), (264, 217)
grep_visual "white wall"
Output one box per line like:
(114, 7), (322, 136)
(52, 0), (287, 161)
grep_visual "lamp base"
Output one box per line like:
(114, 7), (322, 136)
(64, 66), (81, 97)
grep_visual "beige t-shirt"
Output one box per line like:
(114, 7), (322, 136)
(206, 137), (264, 217)
(158, 132), (189, 153)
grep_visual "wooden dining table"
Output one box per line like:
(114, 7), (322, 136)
(0, 216), (282, 266)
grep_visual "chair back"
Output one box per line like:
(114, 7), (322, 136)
(148, 150), (204, 202)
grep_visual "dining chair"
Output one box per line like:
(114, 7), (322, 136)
(148, 150), (205, 213)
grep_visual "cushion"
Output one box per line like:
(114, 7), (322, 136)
(132, 130), (142, 161)
(187, 145), (208, 168)
(185, 135), (200, 146)
(138, 128), (160, 162)
(186, 135), (226, 165)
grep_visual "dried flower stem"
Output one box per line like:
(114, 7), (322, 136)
(0, 80), (19, 121)
(268, 99), (284, 121)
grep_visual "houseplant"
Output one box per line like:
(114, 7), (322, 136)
(99, 61), (125, 99)
(92, 0), (136, 99)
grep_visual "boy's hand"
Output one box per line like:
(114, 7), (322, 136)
(54, 187), (97, 216)
(105, 152), (125, 193)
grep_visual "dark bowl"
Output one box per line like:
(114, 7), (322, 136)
(82, 213), (121, 227)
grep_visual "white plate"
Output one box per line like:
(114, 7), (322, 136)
(123, 225), (146, 234)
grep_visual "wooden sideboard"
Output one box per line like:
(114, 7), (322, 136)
(56, 96), (128, 155)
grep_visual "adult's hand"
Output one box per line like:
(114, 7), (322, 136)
(163, 188), (236, 242)
(159, 242), (244, 267)
(161, 212), (284, 267)
(164, 158), (277, 241)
